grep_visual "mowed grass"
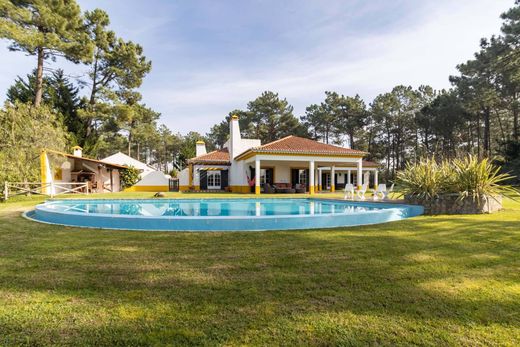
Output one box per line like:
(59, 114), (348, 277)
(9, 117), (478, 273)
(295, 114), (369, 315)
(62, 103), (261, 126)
(0, 193), (519, 346)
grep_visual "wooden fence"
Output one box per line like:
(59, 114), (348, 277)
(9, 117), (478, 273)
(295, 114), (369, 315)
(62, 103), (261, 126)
(2, 182), (89, 201)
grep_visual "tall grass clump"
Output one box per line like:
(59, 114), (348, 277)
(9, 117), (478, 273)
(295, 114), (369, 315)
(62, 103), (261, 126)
(450, 156), (518, 202)
(397, 155), (517, 201)
(396, 157), (449, 200)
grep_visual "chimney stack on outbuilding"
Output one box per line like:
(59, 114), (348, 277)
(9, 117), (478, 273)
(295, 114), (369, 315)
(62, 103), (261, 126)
(196, 140), (207, 157)
(72, 146), (83, 158)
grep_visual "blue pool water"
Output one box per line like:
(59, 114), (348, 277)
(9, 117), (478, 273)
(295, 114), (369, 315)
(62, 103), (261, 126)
(26, 198), (424, 231)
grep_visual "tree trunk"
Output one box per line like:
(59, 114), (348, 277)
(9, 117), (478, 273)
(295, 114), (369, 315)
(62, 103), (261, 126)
(476, 114), (481, 159)
(34, 47), (44, 107)
(89, 51), (100, 105)
(514, 107), (519, 142)
(483, 107), (491, 157)
(128, 132), (132, 156)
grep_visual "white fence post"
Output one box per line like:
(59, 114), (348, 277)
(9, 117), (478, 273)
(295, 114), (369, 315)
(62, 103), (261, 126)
(3, 182), (8, 201)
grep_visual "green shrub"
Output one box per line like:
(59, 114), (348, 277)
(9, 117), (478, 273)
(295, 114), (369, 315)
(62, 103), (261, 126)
(120, 166), (140, 188)
(396, 157), (449, 200)
(451, 156), (517, 201)
(397, 155), (517, 201)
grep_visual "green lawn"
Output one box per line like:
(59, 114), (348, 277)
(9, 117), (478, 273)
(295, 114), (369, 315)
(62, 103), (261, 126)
(0, 193), (519, 346)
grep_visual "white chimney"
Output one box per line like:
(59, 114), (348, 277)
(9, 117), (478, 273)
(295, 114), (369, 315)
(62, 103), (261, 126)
(229, 114), (241, 159)
(195, 140), (207, 157)
(72, 146), (83, 157)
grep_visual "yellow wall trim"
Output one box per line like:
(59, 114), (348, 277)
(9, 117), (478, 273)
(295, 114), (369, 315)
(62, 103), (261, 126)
(125, 185), (169, 192)
(230, 186), (251, 193)
(40, 150), (48, 194)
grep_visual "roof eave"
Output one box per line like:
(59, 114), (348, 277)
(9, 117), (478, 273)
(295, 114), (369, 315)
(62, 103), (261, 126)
(235, 149), (367, 161)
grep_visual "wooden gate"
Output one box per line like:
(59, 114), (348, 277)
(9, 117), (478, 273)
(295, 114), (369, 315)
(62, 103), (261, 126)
(168, 179), (179, 192)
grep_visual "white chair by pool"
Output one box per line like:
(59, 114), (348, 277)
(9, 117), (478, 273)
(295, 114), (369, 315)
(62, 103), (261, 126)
(343, 184), (355, 200)
(384, 183), (395, 200)
(357, 183), (368, 200)
(374, 183), (394, 200)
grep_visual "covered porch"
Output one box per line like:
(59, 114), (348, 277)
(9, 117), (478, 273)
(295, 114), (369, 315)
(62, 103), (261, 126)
(242, 154), (379, 195)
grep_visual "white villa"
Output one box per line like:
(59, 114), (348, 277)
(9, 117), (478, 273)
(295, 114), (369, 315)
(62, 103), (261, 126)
(102, 152), (157, 179)
(102, 152), (172, 192)
(178, 115), (380, 194)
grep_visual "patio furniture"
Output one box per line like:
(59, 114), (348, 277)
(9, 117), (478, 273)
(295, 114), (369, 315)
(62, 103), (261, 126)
(294, 184), (306, 194)
(344, 184), (355, 200)
(275, 183), (295, 194)
(373, 184), (387, 200)
(383, 183), (394, 200)
(264, 183), (276, 194)
(357, 183), (368, 200)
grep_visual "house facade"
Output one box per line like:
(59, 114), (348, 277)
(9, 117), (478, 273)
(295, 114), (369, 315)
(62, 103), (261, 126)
(179, 115), (380, 194)
(102, 152), (172, 192)
(40, 146), (126, 195)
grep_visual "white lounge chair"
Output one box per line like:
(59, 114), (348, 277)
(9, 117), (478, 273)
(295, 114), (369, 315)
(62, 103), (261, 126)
(357, 183), (368, 200)
(343, 184), (355, 200)
(373, 184), (387, 200)
(374, 183), (394, 200)
(384, 183), (394, 200)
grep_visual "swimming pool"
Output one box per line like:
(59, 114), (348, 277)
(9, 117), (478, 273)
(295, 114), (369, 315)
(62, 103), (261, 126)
(25, 198), (424, 231)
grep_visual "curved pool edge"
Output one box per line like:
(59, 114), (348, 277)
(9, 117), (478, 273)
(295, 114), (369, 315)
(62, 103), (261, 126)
(24, 198), (424, 232)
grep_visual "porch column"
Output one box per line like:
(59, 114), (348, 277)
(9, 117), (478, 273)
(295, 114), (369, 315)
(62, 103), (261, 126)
(188, 163), (194, 189)
(374, 170), (379, 189)
(315, 167), (319, 193)
(318, 168), (322, 191)
(255, 158), (261, 195)
(357, 159), (363, 189)
(309, 160), (315, 195)
(347, 170), (351, 185)
(364, 171), (370, 188)
(331, 166), (336, 192)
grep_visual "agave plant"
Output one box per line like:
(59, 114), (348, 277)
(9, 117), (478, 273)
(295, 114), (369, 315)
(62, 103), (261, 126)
(396, 157), (450, 200)
(450, 155), (517, 202)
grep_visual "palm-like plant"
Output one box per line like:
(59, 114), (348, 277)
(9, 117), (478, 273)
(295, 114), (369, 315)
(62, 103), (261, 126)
(396, 157), (450, 200)
(397, 155), (518, 202)
(450, 155), (517, 202)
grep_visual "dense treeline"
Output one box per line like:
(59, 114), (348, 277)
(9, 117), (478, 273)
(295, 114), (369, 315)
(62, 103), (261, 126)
(0, 0), (205, 183)
(1, 1), (520, 184)
(206, 2), (520, 181)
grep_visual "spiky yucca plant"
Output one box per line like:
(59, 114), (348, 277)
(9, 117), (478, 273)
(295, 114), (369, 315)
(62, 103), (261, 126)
(396, 157), (450, 200)
(450, 155), (517, 202)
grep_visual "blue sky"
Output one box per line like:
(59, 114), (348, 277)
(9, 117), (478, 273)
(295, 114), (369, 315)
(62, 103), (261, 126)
(0, 0), (513, 134)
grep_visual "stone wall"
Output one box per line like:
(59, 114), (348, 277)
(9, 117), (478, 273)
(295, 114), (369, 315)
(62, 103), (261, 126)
(405, 194), (502, 215)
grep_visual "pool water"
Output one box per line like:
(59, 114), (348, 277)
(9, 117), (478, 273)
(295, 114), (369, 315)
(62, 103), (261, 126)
(42, 199), (380, 216)
(26, 198), (424, 231)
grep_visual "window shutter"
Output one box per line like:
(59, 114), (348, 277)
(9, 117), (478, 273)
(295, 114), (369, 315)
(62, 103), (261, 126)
(200, 170), (208, 190)
(221, 170), (229, 188)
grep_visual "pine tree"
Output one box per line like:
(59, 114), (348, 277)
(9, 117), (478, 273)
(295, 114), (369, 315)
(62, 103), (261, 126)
(0, 0), (93, 107)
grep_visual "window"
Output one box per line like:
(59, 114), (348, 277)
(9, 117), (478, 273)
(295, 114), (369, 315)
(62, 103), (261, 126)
(298, 169), (307, 186)
(207, 171), (221, 189)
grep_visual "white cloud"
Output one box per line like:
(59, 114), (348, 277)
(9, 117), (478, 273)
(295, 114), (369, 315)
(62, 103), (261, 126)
(146, 0), (511, 134)
(0, 0), (512, 136)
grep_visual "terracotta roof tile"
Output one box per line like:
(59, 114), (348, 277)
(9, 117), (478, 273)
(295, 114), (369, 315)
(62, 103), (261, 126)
(362, 160), (380, 167)
(242, 136), (366, 157)
(189, 148), (230, 163)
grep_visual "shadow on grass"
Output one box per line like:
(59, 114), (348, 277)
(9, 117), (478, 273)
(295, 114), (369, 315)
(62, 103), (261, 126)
(0, 203), (519, 345)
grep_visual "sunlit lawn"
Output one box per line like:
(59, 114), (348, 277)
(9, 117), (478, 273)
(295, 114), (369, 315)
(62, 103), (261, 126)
(0, 192), (519, 346)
